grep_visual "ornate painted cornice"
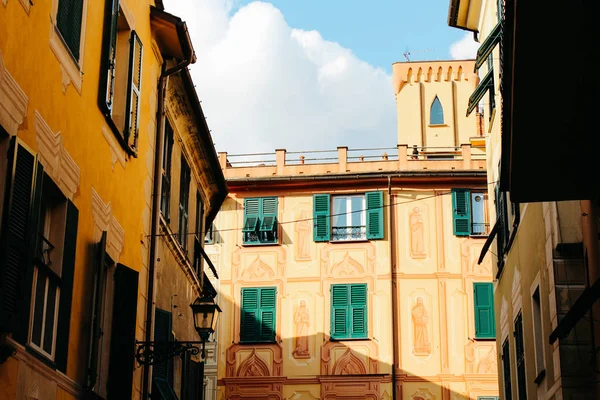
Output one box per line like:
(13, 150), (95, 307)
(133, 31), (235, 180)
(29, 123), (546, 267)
(0, 49), (28, 135)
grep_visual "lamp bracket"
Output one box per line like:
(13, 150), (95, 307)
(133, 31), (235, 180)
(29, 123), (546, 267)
(135, 340), (206, 366)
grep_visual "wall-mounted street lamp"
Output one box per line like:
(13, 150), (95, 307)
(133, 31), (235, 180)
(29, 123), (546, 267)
(135, 295), (221, 365)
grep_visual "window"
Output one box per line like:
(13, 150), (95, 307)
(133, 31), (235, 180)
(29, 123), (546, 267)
(98, 0), (143, 153)
(495, 185), (519, 272)
(473, 282), (496, 339)
(514, 312), (527, 400)
(193, 191), (204, 278)
(314, 192), (384, 242)
(56, 0), (84, 61)
(178, 158), (191, 252)
(452, 189), (489, 236)
(181, 353), (202, 400)
(330, 284), (368, 340)
(240, 287), (276, 343)
(0, 138), (78, 373)
(160, 120), (174, 221)
(502, 338), (513, 400)
(153, 308), (177, 397)
(430, 96), (444, 125)
(531, 287), (545, 383)
(242, 197), (278, 245)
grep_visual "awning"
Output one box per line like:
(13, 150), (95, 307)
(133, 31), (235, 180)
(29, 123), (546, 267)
(467, 68), (494, 116)
(549, 277), (600, 344)
(475, 22), (502, 70)
(198, 244), (219, 279)
(477, 220), (498, 265)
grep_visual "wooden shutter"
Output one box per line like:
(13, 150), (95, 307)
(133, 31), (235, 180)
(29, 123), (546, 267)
(240, 288), (259, 342)
(313, 194), (330, 242)
(0, 139), (41, 342)
(106, 264), (139, 399)
(514, 312), (527, 400)
(474, 283), (495, 338)
(56, 0), (84, 61)
(350, 284), (367, 338)
(88, 231), (107, 387)
(260, 197), (278, 233)
(153, 308), (173, 381)
(452, 189), (471, 236)
(100, 0), (119, 113)
(259, 287), (276, 342)
(54, 200), (78, 373)
(331, 285), (348, 339)
(366, 191), (384, 240)
(182, 354), (201, 400)
(125, 31), (143, 150)
(502, 339), (512, 400)
(242, 198), (260, 243)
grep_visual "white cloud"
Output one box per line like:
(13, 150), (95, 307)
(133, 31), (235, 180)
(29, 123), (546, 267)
(163, 1), (396, 155)
(449, 33), (480, 60)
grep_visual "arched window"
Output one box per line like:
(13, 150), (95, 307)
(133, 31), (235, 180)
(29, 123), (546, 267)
(430, 96), (444, 125)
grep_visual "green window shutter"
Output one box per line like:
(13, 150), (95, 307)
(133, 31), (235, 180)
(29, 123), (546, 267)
(240, 288), (259, 341)
(124, 31), (143, 150)
(88, 231), (107, 387)
(56, 0), (84, 61)
(0, 138), (41, 342)
(331, 285), (348, 339)
(259, 287), (276, 341)
(100, 0), (119, 113)
(474, 282), (495, 339)
(452, 189), (471, 236)
(350, 284), (368, 338)
(366, 191), (384, 240)
(260, 197), (278, 232)
(107, 264), (139, 399)
(55, 200), (78, 373)
(243, 198), (260, 244)
(313, 194), (330, 242)
(153, 308), (173, 382)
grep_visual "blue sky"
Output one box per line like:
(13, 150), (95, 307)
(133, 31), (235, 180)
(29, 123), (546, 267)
(234, 0), (467, 72)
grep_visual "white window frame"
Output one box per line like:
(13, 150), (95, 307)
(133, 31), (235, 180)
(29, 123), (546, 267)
(331, 194), (366, 241)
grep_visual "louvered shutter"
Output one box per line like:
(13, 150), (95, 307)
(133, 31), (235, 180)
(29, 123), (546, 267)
(452, 189), (471, 236)
(366, 191), (384, 240)
(240, 288), (259, 342)
(88, 231), (107, 387)
(243, 198), (260, 237)
(259, 287), (276, 342)
(350, 284), (367, 338)
(260, 197), (278, 233)
(514, 312), (527, 400)
(106, 264), (139, 399)
(56, 0), (84, 61)
(313, 194), (330, 242)
(100, 0), (119, 113)
(124, 31), (143, 150)
(153, 308), (173, 382)
(502, 339), (512, 400)
(55, 200), (78, 373)
(331, 285), (348, 339)
(0, 139), (41, 341)
(183, 355), (201, 400)
(474, 283), (495, 339)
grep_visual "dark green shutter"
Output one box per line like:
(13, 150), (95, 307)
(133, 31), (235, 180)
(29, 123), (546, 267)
(502, 339), (512, 400)
(0, 139), (40, 341)
(182, 354), (201, 400)
(106, 264), (139, 399)
(331, 285), (348, 339)
(259, 287), (276, 342)
(366, 191), (384, 240)
(313, 194), (330, 242)
(100, 0), (119, 113)
(452, 189), (471, 236)
(124, 31), (143, 150)
(260, 197), (278, 232)
(514, 312), (527, 400)
(153, 308), (173, 382)
(240, 288), (259, 342)
(350, 284), (367, 338)
(54, 200), (78, 373)
(474, 283), (495, 338)
(242, 198), (260, 239)
(56, 0), (83, 61)
(88, 231), (107, 387)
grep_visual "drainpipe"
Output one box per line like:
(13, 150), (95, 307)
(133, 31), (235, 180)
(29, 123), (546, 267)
(141, 56), (192, 400)
(388, 176), (398, 400)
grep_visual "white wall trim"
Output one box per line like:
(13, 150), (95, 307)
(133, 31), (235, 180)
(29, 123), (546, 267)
(34, 110), (81, 199)
(0, 49), (28, 136)
(91, 188), (125, 262)
(512, 266), (523, 316)
(18, 0), (30, 14)
(102, 124), (126, 169)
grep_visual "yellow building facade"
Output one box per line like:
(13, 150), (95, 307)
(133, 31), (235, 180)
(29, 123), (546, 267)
(208, 60), (499, 400)
(0, 1), (220, 399)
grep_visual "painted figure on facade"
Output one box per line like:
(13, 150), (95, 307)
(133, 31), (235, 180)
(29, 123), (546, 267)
(410, 207), (426, 258)
(295, 210), (311, 260)
(293, 300), (310, 358)
(412, 297), (431, 354)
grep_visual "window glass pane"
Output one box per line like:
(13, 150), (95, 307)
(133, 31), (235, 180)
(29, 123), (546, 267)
(31, 270), (46, 346)
(43, 281), (58, 355)
(471, 192), (486, 234)
(332, 197), (347, 227)
(351, 196), (364, 227)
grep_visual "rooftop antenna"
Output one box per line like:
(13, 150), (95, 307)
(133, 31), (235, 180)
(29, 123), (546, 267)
(403, 48), (433, 62)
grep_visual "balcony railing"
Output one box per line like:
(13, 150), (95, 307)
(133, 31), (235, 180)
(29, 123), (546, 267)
(332, 226), (366, 241)
(471, 222), (491, 236)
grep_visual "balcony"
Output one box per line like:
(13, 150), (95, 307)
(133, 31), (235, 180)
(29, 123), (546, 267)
(332, 226), (366, 241)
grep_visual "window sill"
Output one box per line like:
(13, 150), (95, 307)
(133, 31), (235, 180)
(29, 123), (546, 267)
(473, 336), (496, 341)
(102, 113), (137, 158)
(429, 123), (447, 128)
(242, 242), (280, 247)
(49, 24), (82, 94)
(25, 344), (57, 371)
(330, 337), (370, 342)
(534, 369), (546, 385)
(330, 239), (370, 244)
(470, 233), (489, 238)
(238, 340), (277, 345)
